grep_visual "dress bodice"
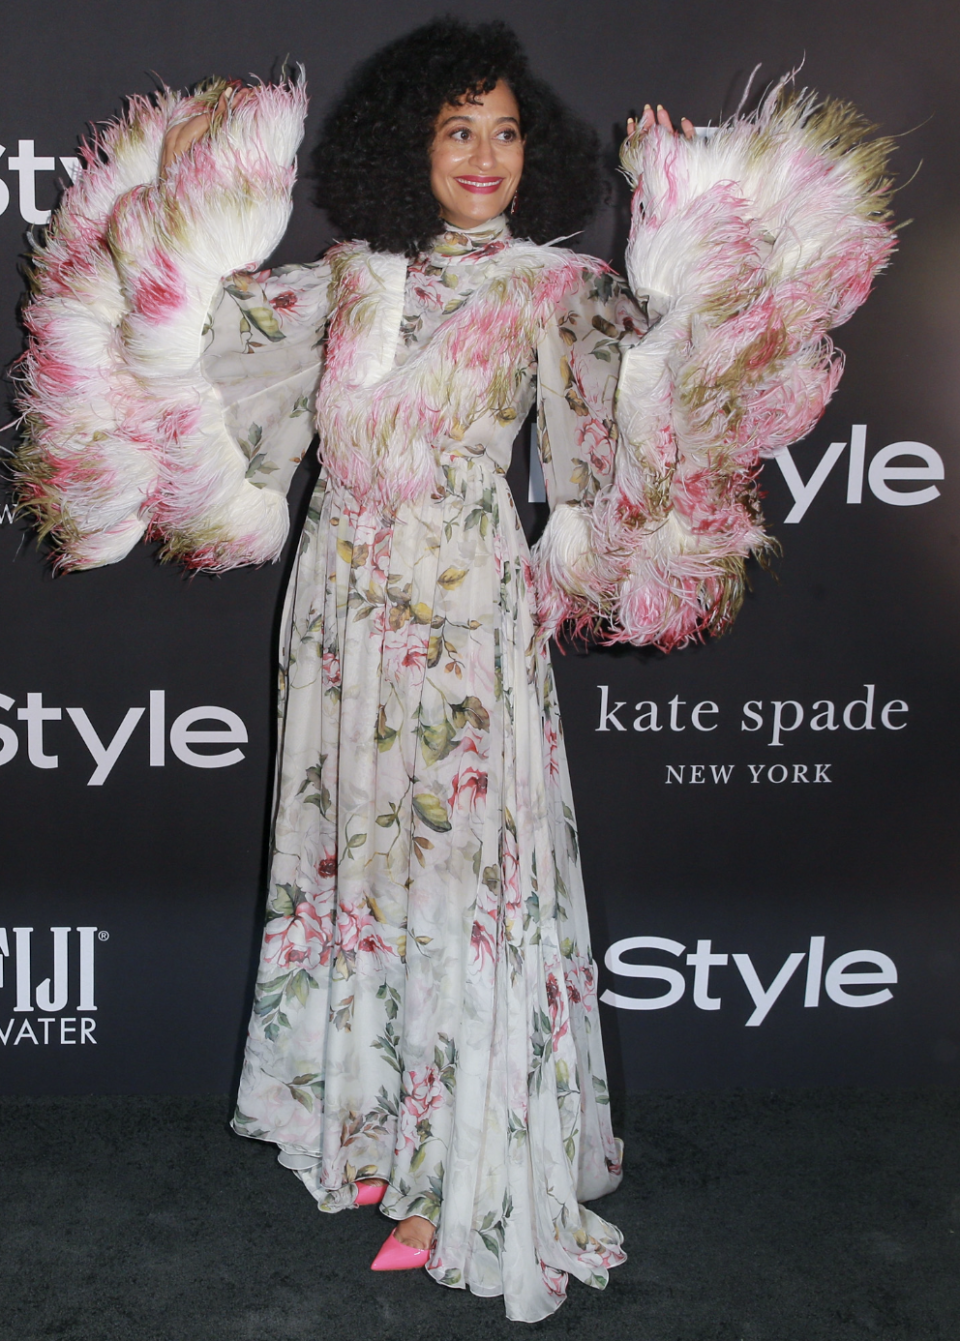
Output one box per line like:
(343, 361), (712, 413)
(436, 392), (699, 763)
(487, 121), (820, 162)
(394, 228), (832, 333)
(392, 217), (537, 471)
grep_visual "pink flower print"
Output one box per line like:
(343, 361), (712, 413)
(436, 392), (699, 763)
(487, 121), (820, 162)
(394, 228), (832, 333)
(500, 827), (522, 920)
(564, 954), (598, 1013)
(321, 649), (342, 689)
(334, 900), (369, 957)
(316, 849), (338, 881)
(542, 1266), (568, 1301)
(413, 284), (444, 312)
(545, 972), (570, 1045)
(450, 755), (488, 812)
(270, 289), (299, 314)
(543, 718), (560, 779)
(576, 414), (614, 479)
(397, 1064), (447, 1151)
(380, 626), (427, 687)
(469, 908), (497, 972)
(334, 899), (396, 967)
(264, 897), (331, 973)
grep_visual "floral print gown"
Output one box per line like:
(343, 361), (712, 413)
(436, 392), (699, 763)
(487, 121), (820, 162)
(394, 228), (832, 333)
(201, 219), (643, 1322)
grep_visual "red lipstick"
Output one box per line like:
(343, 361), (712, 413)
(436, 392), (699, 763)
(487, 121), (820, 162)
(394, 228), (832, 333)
(454, 176), (505, 194)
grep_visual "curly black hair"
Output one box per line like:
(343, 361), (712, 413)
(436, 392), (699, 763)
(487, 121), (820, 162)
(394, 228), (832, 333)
(313, 18), (603, 257)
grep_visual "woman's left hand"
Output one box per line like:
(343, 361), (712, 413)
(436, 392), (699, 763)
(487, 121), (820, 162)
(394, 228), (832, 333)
(626, 104), (695, 140)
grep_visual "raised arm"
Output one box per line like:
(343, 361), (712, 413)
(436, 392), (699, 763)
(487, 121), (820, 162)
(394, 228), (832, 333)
(534, 80), (895, 648)
(15, 74), (323, 573)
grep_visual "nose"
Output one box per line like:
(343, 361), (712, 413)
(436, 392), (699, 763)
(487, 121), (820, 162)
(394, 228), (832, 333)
(469, 133), (497, 170)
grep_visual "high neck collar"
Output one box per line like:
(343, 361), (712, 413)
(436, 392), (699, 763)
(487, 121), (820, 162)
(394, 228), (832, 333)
(429, 215), (509, 261)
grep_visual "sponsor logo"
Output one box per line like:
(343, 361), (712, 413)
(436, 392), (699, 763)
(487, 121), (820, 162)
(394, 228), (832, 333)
(0, 690), (248, 784)
(0, 141), (79, 223)
(597, 684), (908, 783)
(602, 935), (897, 1025)
(777, 425), (943, 522)
(0, 925), (103, 1046)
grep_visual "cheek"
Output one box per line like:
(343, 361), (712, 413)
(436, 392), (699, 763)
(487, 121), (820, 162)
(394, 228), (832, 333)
(506, 146), (524, 180)
(429, 148), (451, 197)
(431, 139), (464, 175)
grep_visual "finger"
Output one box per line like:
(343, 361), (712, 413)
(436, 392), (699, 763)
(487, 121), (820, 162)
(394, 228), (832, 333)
(160, 115), (208, 178)
(160, 129), (180, 176)
(640, 103), (655, 132)
(680, 117), (696, 140)
(626, 116), (636, 137)
(656, 104), (675, 133)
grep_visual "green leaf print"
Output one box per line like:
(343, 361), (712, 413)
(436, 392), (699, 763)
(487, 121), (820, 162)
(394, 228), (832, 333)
(268, 884), (297, 919)
(304, 787), (332, 816)
(372, 1021), (403, 1073)
(243, 303), (286, 342)
(412, 793), (452, 833)
(237, 423), (263, 459)
(420, 719), (458, 766)
(288, 970), (316, 1006)
(592, 1075), (611, 1104)
(507, 1109), (527, 1144)
(437, 566), (468, 590)
(375, 984), (402, 1023)
(482, 866), (500, 893)
(376, 706), (398, 753)
(451, 696), (490, 731)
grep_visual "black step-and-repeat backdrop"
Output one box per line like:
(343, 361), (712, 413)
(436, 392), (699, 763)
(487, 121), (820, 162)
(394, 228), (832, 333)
(1, 0), (957, 1095)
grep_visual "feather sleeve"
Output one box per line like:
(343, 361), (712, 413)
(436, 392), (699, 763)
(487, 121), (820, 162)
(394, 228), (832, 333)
(14, 75), (314, 572)
(536, 80), (895, 648)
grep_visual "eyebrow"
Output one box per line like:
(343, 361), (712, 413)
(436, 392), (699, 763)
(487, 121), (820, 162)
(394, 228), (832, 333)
(438, 113), (521, 129)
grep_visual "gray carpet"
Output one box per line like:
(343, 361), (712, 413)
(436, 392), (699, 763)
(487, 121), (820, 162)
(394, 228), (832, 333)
(1, 1088), (958, 1340)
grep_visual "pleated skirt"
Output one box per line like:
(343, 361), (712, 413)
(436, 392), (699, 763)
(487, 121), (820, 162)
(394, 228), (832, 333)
(233, 452), (625, 1321)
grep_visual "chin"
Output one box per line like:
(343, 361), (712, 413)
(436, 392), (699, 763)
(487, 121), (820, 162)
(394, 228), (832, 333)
(453, 204), (508, 227)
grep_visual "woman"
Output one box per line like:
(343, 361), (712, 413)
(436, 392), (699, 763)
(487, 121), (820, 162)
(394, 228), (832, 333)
(14, 18), (894, 1322)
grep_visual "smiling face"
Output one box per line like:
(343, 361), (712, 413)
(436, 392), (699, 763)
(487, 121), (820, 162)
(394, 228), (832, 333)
(429, 79), (525, 231)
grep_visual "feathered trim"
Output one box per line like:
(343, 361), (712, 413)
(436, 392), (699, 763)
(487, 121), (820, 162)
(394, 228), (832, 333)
(14, 75), (307, 571)
(315, 240), (601, 511)
(537, 79), (895, 649)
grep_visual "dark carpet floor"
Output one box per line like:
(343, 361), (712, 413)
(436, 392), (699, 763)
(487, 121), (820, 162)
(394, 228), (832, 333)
(1, 1088), (958, 1341)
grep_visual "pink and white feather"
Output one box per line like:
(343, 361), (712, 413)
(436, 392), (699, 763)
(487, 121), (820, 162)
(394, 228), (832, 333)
(16, 76), (307, 571)
(316, 241), (597, 512)
(537, 79), (895, 649)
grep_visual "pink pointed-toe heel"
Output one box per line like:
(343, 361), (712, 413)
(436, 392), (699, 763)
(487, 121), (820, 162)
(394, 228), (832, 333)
(369, 1229), (431, 1271)
(354, 1179), (387, 1207)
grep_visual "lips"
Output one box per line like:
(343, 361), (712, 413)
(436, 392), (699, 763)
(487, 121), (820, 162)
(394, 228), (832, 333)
(455, 177), (505, 194)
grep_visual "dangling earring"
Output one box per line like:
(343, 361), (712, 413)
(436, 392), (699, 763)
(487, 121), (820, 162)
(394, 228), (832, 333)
(510, 191), (518, 215)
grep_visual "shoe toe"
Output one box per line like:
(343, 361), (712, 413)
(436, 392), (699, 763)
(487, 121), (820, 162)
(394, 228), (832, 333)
(370, 1229), (431, 1271)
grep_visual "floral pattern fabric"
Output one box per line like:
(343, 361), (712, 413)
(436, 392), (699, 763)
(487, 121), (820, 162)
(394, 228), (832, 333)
(214, 221), (643, 1322)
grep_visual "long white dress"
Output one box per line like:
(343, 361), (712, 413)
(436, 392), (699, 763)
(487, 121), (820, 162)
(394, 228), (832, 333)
(205, 220), (639, 1320)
